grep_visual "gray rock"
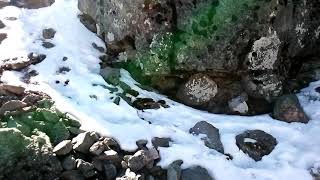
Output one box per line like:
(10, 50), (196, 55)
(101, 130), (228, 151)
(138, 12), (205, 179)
(76, 159), (97, 178)
(0, 84), (25, 95)
(167, 160), (183, 180)
(53, 140), (73, 155)
(92, 42), (105, 53)
(0, 33), (7, 44)
(89, 141), (106, 155)
(61, 170), (85, 180)
(22, 93), (42, 105)
(0, 0), (10, 9)
(104, 163), (117, 180)
(0, 20), (5, 29)
(136, 139), (148, 149)
(228, 94), (249, 114)
(235, 130), (277, 161)
(1, 53), (46, 71)
(128, 150), (153, 172)
(10, 0), (55, 9)
(178, 74), (218, 106)
(273, 94), (309, 123)
(42, 41), (55, 48)
(0, 100), (27, 114)
(151, 137), (171, 148)
(72, 132), (99, 153)
(116, 168), (143, 180)
(42, 28), (56, 39)
(189, 121), (224, 153)
(62, 155), (76, 170)
(181, 166), (214, 180)
(78, 14), (97, 33)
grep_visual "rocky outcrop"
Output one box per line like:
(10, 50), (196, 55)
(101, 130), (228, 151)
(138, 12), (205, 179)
(78, 0), (320, 115)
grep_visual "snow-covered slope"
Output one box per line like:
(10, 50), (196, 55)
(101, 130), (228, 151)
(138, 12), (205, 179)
(0, 0), (320, 179)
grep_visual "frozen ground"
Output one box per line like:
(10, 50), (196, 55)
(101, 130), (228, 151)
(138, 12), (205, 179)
(0, 0), (320, 179)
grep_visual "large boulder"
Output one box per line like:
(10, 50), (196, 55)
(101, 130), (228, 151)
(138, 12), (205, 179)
(78, 0), (320, 115)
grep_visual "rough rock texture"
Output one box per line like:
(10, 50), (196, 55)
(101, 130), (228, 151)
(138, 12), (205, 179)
(273, 94), (309, 123)
(235, 130), (277, 161)
(79, 0), (320, 115)
(189, 121), (224, 153)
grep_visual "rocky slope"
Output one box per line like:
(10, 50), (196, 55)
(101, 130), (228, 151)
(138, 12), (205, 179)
(78, 0), (320, 115)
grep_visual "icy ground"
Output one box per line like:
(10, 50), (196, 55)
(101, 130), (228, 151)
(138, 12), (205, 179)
(0, 0), (320, 179)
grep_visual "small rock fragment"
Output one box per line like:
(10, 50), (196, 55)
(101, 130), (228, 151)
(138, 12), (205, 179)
(42, 28), (56, 39)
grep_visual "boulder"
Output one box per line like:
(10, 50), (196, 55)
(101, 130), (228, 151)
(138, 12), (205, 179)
(72, 132), (99, 153)
(42, 28), (56, 39)
(167, 160), (183, 180)
(62, 155), (76, 170)
(78, 0), (320, 115)
(152, 137), (171, 148)
(189, 121), (224, 153)
(235, 130), (277, 161)
(128, 150), (153, 172)
(273, 94), (309, 123)
(61, 170), (85, 180)
(0, 100), (27, 114)
(181, 166), (214, 180)
(53, 140), (73, 155)
(78, 14), (97, 33)
(76, 159), (97, 178)
(103, 163), (117, 180)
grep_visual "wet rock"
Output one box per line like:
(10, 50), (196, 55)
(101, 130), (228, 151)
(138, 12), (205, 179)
(61, 170), (85, 180)
(235, 130), (277, 161)
(10, 0), (55, 9)
(42, 28), (56, 39)
(167, 160), (183, 180)
(0, 33), (7, 44)
(181, 166), (214, 180)
(178, 74), (218, 106)
(152, 137), (171, 148)
(132, 98), (161, 110)
(189, 121), (224, 153)
(78, 14), (97, 33)
(0, 20), (5, 28)
(42, 41), (55, 48)
(103, 163), (117, 180)
(0, 100), (27, 114)
(273, 94), (309, 123)
(72, 132), (99, 153)
(76, 159), (97, 178)
(62, 155), (76, 170)
(53, 140), (73, 155)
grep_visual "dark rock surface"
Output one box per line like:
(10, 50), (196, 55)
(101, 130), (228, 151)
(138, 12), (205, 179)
(181, 166), (214, 180)
(235, 130), (277, 161)
(273, 94), (309, 123)
(189, 121), (224, 153)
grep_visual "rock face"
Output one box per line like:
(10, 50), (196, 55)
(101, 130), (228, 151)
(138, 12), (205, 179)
(189, 121), (224, 153)
(78, 0), (320, 115)
(235, 130), (277, 161)
(273, 94), (309, 123)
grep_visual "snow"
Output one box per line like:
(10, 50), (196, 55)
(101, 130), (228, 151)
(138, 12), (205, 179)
(0, 0), (320, 179)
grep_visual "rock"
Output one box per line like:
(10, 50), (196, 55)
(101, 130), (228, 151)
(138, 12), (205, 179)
(167, 160), (183, 180)
(228, 94), (249, 114)
(78, 14), (97, 33)
(0, 100), (27, 114)
(22, 93), (42, 105)
(0, 128), (62, 179)
(42, 41), (55, 48)
(189, 121), (224, 153)
(62, 155), (76, 170)
(116, 168), (143, 180)
(181, 166), (214, 180)
(316, 87), (320, 93)
(53, 140), (73, 155)
(0, 84), (25, 95)
(132, 98), (161, 110)
(0, 20), (5, 28)
(104, 163), (117, 180)
(72, 132), (99, 153)
(273, 94), (309, 123)
(128, 150), (153, 172)
(1, 53), (46, 71)
(103, 137), (120, 150)
(42, 28), (56, 39)
(235, 130), (277, 161)
(10, 0), (55, 9)
(0, 33), (7, 44)
(152, 137), (171, 148)
(0, 0), (10, 8)
(178, 74), (218, 106)
(136, 139), (148, 149)
(92, 42), (105, 53)
(61, 170), (85, 180)
(89, 140), (106, 155)
(101, 149), (119, 161)
(76, 159), (97, 178)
